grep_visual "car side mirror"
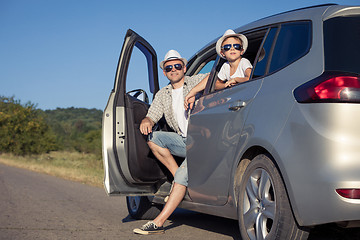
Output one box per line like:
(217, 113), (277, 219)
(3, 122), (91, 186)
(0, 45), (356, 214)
(127, 89), (149, 104)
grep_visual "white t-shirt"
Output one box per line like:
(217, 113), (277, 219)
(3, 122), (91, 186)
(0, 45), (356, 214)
(217, 58), (252, 81)
(172, 86), (188, 137)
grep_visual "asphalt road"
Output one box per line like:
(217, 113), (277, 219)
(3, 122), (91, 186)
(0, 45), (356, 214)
(1, 163), (359, 240)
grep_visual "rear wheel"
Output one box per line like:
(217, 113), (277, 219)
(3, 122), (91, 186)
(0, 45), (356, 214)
(237, 154), (309, 240)
(126, 196), (162, 220)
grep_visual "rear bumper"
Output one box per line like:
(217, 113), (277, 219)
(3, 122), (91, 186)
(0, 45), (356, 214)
(274, 103), (360, 226)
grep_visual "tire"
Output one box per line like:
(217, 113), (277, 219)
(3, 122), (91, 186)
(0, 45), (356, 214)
(237, 154), (309, 240)
(126, 196), (162, 220)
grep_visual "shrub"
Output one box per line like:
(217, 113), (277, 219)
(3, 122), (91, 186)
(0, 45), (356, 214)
(0, 96), (57, 155)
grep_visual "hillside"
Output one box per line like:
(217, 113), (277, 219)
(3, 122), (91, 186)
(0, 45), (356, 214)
(44, 107), (102, 156)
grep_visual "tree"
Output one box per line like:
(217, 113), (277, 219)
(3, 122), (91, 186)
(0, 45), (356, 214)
(0, 96), (57, 155)
(44, 107), (102, 156)
(85, 129), (102, 157)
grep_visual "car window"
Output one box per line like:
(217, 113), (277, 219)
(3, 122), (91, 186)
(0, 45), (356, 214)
(126, 44), (153, 102)
(269, 22), (311, 74)
(252, 27), (278, 78)
(198, 60), (215, 74)
(324, 16), (360, 74)
(208, 29), (268, 92)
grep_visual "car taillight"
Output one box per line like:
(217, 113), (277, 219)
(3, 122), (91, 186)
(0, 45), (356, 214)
(294, 71), (360, 103)
(336, 189), (360, 199)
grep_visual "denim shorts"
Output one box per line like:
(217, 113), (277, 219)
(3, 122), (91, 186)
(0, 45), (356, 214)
(148, 131), (188, 186)
(148, 131), (186, 157)
(174, 159), (188, 187)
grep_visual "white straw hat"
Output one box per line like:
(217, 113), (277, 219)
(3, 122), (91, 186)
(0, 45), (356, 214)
(216, 29), (248, 59)
(160, 50), (188, 69)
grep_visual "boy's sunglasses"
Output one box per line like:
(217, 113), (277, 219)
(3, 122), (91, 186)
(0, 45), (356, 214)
(222, 44), (243, 52)
(164, 63), (183, 72)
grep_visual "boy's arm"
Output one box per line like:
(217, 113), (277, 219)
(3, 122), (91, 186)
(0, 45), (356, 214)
(215, 78), (227, 90)
(224, 68), (252, 87)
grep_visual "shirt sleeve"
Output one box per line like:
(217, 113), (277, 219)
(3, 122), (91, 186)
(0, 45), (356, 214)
(145, 91), (164, 124)
(192, 73), (209, 85)
(185, 73), (210, 91)
(217, 62), (229, 81)
(241, 58), (253, 73)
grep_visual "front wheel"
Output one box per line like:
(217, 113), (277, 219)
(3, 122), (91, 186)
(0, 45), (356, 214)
(237, 154), (309, 240)
(126, 196), (162, 220)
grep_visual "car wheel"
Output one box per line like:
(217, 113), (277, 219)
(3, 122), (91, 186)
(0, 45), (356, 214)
(237, 154), (309, 240)
(126, 196), (162, 220)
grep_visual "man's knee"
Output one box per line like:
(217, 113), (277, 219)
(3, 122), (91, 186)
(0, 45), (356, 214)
(148, 140), (170, 155)
(147, 140), (155, 148)
(148, 140), (159, 151)
(174, 160), (188, 187)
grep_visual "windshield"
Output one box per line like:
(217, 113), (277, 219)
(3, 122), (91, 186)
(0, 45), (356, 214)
(324, 15), (360, 74)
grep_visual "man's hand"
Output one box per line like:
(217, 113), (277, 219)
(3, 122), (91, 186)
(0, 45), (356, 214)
(184, 93), (196, 110)
(184, 75), (209, 110)
(140, 117), (154, 135)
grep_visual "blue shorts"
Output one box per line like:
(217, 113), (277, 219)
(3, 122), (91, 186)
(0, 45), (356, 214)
(148, 131), (188, 186)
(174, 159), (188, 187)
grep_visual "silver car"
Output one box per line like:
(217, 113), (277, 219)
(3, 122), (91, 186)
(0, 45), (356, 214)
(102, 4), (360, 239)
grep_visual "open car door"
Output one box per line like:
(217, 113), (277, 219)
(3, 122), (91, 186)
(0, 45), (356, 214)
(103, 29), (165, 196)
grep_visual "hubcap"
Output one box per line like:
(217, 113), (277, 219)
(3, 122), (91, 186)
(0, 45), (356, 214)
(243, 168), (276, 240)
(128, 196), (141, 213)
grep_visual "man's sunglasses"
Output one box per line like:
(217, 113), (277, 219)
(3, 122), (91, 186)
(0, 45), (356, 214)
(222, 44), (243, 52)
(164, 63), (183, 72)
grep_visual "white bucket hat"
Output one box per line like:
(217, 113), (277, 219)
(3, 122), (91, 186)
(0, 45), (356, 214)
(216, 29), (248, 59)
(159, 50), (188, 70)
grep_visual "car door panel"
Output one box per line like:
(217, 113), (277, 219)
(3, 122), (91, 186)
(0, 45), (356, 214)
(124, 94), (165, 182)
(103, 29), (163, 196)
(187, 79), (263, 205)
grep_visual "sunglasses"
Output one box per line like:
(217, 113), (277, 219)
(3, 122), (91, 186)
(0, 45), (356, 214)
(164, 63), (183, 72)
(222, 44), (243, 52)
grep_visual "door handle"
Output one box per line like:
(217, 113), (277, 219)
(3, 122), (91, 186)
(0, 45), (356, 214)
(228, 101), (246, 111)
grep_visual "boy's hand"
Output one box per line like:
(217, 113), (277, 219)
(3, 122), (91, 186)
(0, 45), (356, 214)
(225, 79), (237, 87)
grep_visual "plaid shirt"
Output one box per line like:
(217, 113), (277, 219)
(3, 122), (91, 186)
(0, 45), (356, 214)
(146, 73), (208, 135)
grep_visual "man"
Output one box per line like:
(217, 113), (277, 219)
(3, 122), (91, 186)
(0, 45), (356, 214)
(133, 50), (208, 235)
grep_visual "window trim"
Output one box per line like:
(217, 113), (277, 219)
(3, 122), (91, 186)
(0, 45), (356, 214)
(189, 20), (313, 96)
(266, 20), (313, 76)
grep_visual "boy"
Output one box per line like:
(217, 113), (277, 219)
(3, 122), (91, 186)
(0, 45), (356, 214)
(184, 29), (252, 110)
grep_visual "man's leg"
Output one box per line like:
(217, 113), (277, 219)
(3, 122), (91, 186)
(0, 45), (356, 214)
(153, 183), (186, 226)
(153, 158), (188, 226)
(132, 184), (186, 235)
(133, 160), (188, 235)
(147, 141), (178, 176)
(147, 131), (187, 177)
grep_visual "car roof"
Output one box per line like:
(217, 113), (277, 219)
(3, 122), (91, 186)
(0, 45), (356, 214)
(190, 4), (358, 60)
(234, 4), (354, 32)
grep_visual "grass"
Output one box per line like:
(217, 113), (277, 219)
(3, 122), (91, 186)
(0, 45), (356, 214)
(0, 151), (104, 188)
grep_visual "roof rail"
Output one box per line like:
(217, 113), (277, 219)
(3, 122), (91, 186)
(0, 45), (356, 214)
(260, 4), (338, 21)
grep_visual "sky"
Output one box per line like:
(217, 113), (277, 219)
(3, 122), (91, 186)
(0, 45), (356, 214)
(1, 0), (359, 110)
